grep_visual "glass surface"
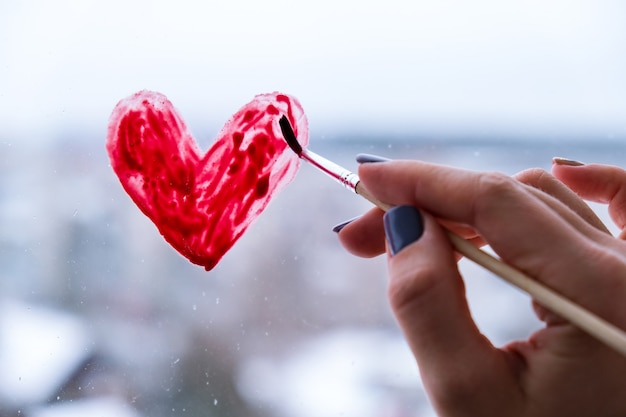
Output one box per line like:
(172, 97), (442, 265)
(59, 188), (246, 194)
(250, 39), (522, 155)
(1, 1), (625, 416)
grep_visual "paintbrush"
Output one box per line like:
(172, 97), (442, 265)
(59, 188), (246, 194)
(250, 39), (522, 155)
(279, 115), (626, 357)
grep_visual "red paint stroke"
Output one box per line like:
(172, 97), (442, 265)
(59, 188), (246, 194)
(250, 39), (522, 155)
(106, 90), (308, 270)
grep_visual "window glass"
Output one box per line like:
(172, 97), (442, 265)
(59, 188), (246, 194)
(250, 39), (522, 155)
(1, 2), (624, 416)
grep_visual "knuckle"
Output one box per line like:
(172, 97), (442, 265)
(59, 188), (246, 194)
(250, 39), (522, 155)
(387, 277), (416, 315)
(515, 167), (551, 187)
(472, 171), (521, 216)
(614, 190), (626, 222)
(476, 171), (517, 197)
(386, 259), (439, 316)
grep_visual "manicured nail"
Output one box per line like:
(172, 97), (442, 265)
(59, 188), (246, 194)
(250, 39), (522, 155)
(383, 206), (424, 256)
(356, 153), (391, 164)
(553, 157), (585, 166)
(332, 216), (361, 233)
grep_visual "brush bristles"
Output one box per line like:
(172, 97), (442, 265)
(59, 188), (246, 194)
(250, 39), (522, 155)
(279, 115), (303, 155)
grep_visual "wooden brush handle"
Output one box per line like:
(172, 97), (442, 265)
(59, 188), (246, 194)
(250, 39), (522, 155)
(355, 182), (626, 357)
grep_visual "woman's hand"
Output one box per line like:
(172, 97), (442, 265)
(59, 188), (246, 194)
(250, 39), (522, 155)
(337, 157), (626, 417)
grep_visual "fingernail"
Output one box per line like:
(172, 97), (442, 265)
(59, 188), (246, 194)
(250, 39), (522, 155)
(356, 153), (391, 164)
(383, 206), (424, 256)
(332, 216), (361, 233)
(553, 157), (585, 166)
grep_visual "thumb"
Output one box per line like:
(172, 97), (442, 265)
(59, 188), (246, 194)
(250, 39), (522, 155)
(552, 160), (626, 233)
(383, 206), (519, 412)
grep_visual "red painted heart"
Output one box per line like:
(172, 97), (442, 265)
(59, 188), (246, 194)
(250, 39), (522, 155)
(106, 90), (308, 270)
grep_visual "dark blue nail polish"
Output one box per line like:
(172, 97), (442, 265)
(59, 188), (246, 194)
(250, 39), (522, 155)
(356, 153), (391, 164)
(332, 216), (361, 233)
(383, 206), (424, 256)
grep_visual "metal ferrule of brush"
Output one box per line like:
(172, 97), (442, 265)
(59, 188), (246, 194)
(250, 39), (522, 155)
(301, 149), (361, 192)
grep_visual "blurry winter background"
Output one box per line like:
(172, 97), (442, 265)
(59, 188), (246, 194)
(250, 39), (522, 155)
(1, 1), (625, 416)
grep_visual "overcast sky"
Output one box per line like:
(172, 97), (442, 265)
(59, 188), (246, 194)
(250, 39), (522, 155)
(1, 0), (625, 142)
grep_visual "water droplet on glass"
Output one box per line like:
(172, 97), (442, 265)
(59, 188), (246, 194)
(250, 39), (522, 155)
(216, 297), (220, 305)
(213, 399), (218, 406)
(192, 304), (197, 311)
